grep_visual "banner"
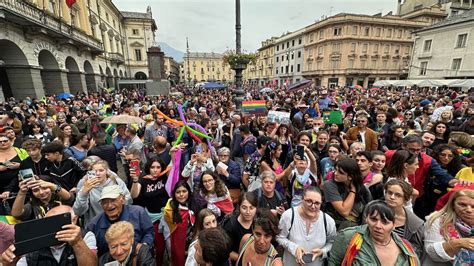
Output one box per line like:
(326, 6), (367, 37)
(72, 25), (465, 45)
(267, 111), (290, 125)
(242, 100), (267, 117)
(322, 110), (343, 124)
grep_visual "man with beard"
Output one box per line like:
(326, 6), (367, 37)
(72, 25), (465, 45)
(420, 131), (436, 156)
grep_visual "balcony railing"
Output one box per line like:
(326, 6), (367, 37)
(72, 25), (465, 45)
(0, 0), (103, 53)
(108, 53), (125, 64)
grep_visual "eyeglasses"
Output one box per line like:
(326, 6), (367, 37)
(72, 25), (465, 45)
(304, 199), (321, 207)
(385, 190), (404, 199)
(218, 154), (229, 157)
(0, 139), (9, 144)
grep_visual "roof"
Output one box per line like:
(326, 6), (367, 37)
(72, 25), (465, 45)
(184, 52), (223, 59)
(121, 11), (152, 20)
(417, 9), (474, 32)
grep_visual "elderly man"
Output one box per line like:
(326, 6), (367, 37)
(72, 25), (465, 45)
(86, 185), (154, 257)
(216, 147), (242, 204)
(1, 205), (97, 266)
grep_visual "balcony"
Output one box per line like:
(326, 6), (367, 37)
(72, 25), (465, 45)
(108, 52), (124, 65)
(0, 0), (103, 54)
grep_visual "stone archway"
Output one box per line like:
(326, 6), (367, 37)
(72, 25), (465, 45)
(119, 70), (124, 78)
(65, 57), (84, 94)
(84, 60), (96, 92)
(0, 39), (37, 100)
(38, 50), (63, 96)
(135, 71), (147, 80)
(106, 67), (113, 88)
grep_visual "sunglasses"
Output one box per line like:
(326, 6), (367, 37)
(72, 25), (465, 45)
(0, 139), (9, 144)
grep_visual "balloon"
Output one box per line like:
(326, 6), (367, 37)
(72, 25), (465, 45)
(177, 104), (188, 125)
(174, 126), (186, 146)
(153, 108), (184, 126)
(186, 126), (202, 143)
(187, 126), (212, 140)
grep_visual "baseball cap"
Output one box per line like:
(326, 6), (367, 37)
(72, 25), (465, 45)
(99, 185), (123, 201)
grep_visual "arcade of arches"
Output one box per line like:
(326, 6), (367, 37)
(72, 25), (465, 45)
(0, 39), (126, 100)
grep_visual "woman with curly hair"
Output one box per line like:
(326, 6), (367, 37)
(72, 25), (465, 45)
(431, 144), (465, 177)
(430, 121), (451, 149)
(270, 124), (292, 163)
(191, 170), (234, 219)
(259, 140), (294, 195)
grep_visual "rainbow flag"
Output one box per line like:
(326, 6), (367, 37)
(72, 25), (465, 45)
(0, 215), (20, 225)
(242, 100), (267, 117)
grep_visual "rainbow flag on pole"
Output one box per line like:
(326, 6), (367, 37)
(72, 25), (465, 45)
(242, 100), (267, 117)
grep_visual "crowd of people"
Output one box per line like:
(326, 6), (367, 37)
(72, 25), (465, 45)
(0, 83), (472, 266)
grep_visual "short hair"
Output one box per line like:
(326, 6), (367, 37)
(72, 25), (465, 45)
(371, 150), (385, 158)
(41, 141), (65, 154)
(125, 147), (141, 157)
(238, 191), (258, 208)
(384, 179), (413, 202)
(350, 141), (366, 151)
(105, 221), (134, 243)
(364, 200), (395, 224)
(198, 228), (232, 265)
(303, 186), (322, 198)
(260, 170), (276, 182)
(218, 147), (230, 156)
(356, 151), (373, 162)
(253, 208), (280, 238)
(296, 131), (312, 143)
(402, 135), (422, 145)
(239, 124), (250, 134)
(126, 127), (137, 135)
(256, 136), (271, 149)
(21, 139), (42, 150)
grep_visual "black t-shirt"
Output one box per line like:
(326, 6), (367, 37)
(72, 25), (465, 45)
(138, 176), (169, 213)
(222, 214), (252, 254)
(255, 189), (287, 210)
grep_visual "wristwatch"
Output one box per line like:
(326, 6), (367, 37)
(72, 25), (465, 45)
(54, 184), (62, 194)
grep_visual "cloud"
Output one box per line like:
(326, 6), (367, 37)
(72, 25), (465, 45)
(114, 0), (396, 52)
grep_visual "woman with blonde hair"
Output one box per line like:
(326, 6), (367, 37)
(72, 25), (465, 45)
(424, 189), (474, 265)
(73, 160), (132, 223)
(99, 221), (155, 265)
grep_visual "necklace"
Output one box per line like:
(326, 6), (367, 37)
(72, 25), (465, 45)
(52, 161), (61, 169)
(373, 237), (392, 247)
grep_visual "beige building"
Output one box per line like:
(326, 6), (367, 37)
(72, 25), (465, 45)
(0, 0), (155, 99)
(183, 52), (234, 84)
(122, 8), (157, 81)
(302, 13), (432, 88)
(247, 38), (276, 86)
(163, 56), (180, 85)
(398, 0), (473, 17)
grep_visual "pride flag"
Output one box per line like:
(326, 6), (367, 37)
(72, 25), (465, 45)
(242, 100), (267, 117)
(0, 216), (20, 225)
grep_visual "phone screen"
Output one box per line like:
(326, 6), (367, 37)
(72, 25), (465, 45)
(302, 253), (313, 263)
(87, 171), (96, 179)
(296, 145), (305, 159)
(19, 169), (34, 181)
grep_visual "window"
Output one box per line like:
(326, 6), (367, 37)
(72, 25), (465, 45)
(276, 69), (279, 74)
(290, 65), (294, 72)
(397, 29), (403, 38)
(374, 44), (379, 53)
(394, 45), (400, 55)
(386, 28), (392, 38)
(319, 30), (324, 39)
(352, 26), (358, 35)
(276, 46), (279, 52)
(331, 59), (340, 69)
(318, 46), (324, 54)
(135, 49), (142, 61)
(281, 66), (284, 73)
(451, 58), (462, 71)
(350, 43), (356, 52)
(276, 57), (279, 63)
(423, 40), (432, 52)
(456, 34), (468, 48)
(281, 55), (284, 61)
(298, 51), (301, 58)
(361, 60), (366, 68)
(372, 59), (377, 68)
(419, 61), (428, 75)
(384, 45), (390, 54)
(106, 13), (109, 22)
(292, 40), (295, 46)
(316, 60), (322, 69)
(376, 28), (381, 37)
(307, 62), (312, 71)
(286, 66), (289, 73)
(297, 64), (301, 72)
(364, 27), (370, 36)
(334, 27), (342, 36)
(49, 0), (56, 13)
(298, 38), (302, 45)
(383, 60), (388, 68)
(287, 42), (290, 48)
(362, 43), (368, 53)
(348, 59), (354, 68)
(332, 43), (340, 52)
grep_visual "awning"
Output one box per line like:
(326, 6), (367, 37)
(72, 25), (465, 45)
(118, 79), (152, 85)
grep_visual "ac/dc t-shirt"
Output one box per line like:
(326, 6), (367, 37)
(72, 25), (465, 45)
(138, 176), (169, 213)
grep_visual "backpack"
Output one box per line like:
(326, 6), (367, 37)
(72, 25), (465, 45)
(256, 188), (284, 208)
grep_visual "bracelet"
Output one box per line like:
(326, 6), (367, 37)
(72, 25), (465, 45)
(132, 179), (139, 183)
(349, 190), (356, 194)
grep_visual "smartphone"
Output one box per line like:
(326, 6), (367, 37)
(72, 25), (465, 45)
(196, 145), (203, 154)
(302, 253), (314, 263)
(87, 170), (96, 179)
(129, 160), (140, 169)
(19, 169), (34, 182)
(296, 145), (305, 159)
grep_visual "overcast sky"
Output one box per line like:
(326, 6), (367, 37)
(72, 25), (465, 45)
(114, 0), (397, 53)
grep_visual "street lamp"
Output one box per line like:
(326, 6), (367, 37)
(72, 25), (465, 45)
(233, 0), (245, 111)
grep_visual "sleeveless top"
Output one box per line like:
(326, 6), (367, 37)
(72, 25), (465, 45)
(236, 235), (279, 266)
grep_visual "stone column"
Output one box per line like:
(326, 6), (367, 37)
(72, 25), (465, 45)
(6, 65), (45, 99)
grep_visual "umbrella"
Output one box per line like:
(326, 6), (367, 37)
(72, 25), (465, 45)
(288, 80), (312, 92)
(203, 82), (226, 90)
(350, 85), (363, 90)
(260, 87), (273, 93)
(57, 92), (74, 100)
(100, 115), (145, 125)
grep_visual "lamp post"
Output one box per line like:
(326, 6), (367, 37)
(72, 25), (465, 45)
(233, 0), (245, 111)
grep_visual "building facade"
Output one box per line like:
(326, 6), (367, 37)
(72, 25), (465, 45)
(398, 0), (473, 17)
(163, 56), (180, 85)
(302, 13), (429, 88)
(409, 9), (474, 79)
(0, 0), (156, 100)
(122, 8), (157, 81)
(183, 52), (234, 84)
(273, 29), (305, 86)
(248, 37), (276, 86)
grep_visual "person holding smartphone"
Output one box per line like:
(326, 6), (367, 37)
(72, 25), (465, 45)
(182, 143), (215, 191)
(11, 175), (74, 221)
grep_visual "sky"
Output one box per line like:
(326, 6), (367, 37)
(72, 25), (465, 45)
(114, 0), (398, 53)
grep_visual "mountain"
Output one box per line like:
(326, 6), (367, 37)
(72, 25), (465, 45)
(158, 42), (184, 63)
